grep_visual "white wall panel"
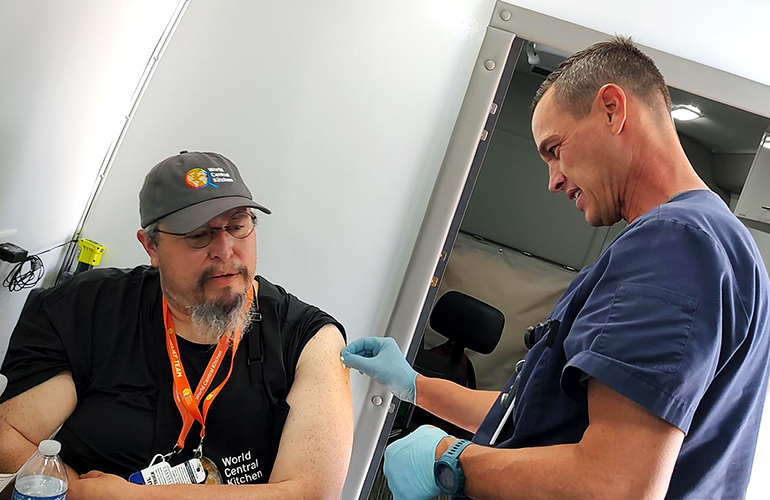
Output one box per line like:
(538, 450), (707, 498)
(0, 0), (182, 360)
(80, 0), (496, 435)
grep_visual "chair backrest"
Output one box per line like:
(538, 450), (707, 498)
(429, 291), (505, 355)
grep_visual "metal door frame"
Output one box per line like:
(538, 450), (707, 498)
(348, 7), (521, 500)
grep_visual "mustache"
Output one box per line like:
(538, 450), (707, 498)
(197, 266), (249, 288)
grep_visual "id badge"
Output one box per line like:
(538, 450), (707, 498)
(129, 457), (207, 485)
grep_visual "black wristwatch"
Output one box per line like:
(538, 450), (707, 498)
(434, 439), (473, 495)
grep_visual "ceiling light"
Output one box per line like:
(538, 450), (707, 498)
(671, 104), (703, 121)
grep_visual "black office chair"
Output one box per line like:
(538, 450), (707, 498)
(399, 291), (505, 438)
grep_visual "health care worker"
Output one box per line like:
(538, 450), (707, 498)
(343, 37), (770, 500)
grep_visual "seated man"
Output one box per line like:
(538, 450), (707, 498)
(0, 151), (352, 500)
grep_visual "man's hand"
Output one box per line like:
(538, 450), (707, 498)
(383, 425), (449, 500)
(69, 471), (138, 500)
(341, 337), (417, 403)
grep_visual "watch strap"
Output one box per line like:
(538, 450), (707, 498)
(444, 439), (473, 460)
(435, 439), (473, 495)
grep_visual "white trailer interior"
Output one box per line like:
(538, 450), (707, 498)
(2, 1), (770, 498)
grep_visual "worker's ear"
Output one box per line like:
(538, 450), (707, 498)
(595, 83), (627, 135)
(137, 229), (160, 268)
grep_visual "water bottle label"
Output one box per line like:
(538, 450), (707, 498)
(12, 489), (66, 500)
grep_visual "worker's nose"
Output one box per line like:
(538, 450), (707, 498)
(548, 164), (566, 193)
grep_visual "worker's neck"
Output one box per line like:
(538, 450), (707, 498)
(622, 127), (709, 223)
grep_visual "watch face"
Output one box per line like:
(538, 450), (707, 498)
(436, 463), (457, 489)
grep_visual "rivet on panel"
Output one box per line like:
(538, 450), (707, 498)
(484, 60), (496, 71)
(500, 10), (512, 21)
(372, 395), (383, 406)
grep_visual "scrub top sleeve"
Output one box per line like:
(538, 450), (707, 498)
(561, 219), (728, 434)
(0, 290), (72, 404)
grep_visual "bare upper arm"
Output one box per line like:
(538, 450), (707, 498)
(0, 372), (77, 473)
(268, 324), (353, 498)
(580, 379), (685, 500)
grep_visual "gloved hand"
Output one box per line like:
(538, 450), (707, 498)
(341, 337), (418, 403)
(384, 425), (449, 500)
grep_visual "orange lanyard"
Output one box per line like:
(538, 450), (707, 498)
(162, 285), (254, 451)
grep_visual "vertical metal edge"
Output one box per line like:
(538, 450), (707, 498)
(345, 25), (516, 500)
(405, 36), (523, 366)
(736, 128), (770, 230)
(56, 0), (192, 283)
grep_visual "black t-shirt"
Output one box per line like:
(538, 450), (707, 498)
(0, 266), (345, 484)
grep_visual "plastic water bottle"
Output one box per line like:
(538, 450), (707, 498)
(12, 440), (68, 500)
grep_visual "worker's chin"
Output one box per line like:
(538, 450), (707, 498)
(586, 215), (604, 227)
(585, 210), (620, 227)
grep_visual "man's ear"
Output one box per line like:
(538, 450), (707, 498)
(137, 229), (160, 268)
(596, 83), (627, 135)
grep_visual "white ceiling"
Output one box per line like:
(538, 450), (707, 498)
(506, 0), (770, 88)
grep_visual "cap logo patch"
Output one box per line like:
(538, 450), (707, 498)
(185, 167), (218, 189)
(185, 166), (237, 190)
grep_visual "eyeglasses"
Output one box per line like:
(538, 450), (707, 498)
(157, 212), (257, 249)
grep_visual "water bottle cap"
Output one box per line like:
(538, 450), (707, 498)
(39, 440), (61, 456)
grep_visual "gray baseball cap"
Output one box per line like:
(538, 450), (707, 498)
(139, 151), (271, 233)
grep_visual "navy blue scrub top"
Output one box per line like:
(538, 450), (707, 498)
(474, 191), (770, 499)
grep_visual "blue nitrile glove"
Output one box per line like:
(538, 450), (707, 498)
(341, 337), (418, 403)
(384, 425), (448, 500)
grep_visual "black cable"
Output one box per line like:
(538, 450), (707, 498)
(35, 240), (75, 256)
(2, 240), (76, 292)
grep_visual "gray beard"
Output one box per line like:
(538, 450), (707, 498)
(188, 292), (255, 344)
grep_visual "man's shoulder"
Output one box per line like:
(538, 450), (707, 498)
(645, 190), (744, 239)
(40, 265), (158, 304)
(255, 275), (321, 320)
(611, 191), (748, 254)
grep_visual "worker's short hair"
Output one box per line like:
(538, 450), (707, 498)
(532, 36), (672, 119)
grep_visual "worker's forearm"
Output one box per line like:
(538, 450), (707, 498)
(466, 442), (595, 500)
(433, 440), (657, 500)
(415, 375), (498, 433)
(432, 440), (602, 500)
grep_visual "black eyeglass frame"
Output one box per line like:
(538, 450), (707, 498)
(156, 212), (257, 249)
